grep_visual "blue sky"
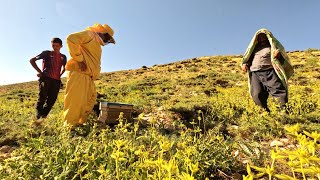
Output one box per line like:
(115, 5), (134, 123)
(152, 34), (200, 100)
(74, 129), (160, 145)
(0, 0), (319, 85)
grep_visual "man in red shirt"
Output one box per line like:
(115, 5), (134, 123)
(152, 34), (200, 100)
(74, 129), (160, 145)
(30, 38), (67, 120)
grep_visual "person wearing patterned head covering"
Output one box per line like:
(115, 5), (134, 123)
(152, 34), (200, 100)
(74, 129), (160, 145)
(241, 28), (294, 113)
(63, 23), (115, 127)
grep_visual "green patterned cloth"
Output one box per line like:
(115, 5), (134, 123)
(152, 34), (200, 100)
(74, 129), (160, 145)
(242, 28), (294, 89)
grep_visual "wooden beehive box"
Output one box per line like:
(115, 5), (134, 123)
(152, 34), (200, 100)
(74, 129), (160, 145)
(98, 102), (133, 124)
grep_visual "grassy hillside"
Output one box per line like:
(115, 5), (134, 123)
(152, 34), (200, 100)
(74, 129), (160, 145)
(0, 49), (319, 179)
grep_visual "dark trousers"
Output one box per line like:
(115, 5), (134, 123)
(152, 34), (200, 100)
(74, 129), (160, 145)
(36, 76), (61, 119)
(250, 69), (288, 112)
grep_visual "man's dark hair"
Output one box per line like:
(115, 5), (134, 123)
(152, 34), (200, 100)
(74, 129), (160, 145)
(51, 37), (63, 45)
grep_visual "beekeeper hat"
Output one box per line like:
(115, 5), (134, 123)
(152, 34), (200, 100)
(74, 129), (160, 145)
(87, 23), (115, 44)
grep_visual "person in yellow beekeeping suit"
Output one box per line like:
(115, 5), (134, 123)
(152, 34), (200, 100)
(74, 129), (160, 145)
(63, 23), (115, 127)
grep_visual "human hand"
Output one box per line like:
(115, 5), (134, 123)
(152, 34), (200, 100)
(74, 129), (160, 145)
(241, 64), (248, 73)
(37, 73), (42, 77)
(78, 61), (87, 71)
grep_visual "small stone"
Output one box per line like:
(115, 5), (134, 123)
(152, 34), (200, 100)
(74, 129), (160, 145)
(230, 125), (239, 130)
(280, 138), (289, 144)
(279, 148), (286, 151)
(0, 146), (13, 153)
(233, 150), (239, 157)
(286, 145), (296, 149)
(270, 140), (284, 147)
(0, 153), (11, 161)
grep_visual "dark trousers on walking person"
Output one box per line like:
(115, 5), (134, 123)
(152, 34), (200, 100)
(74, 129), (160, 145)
(249, 69), (288, 112)
(36, 76), (61, 119)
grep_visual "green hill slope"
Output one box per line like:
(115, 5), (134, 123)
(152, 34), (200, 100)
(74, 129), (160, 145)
(0, 49), (319, 179)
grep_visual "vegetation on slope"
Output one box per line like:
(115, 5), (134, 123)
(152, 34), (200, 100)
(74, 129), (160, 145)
(0, 49), (319, 179)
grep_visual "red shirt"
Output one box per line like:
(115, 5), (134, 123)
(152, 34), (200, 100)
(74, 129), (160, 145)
(36, 51), (67, 80)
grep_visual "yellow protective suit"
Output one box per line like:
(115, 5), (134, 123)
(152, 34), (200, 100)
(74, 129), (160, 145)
(63, 23), (115, 126)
